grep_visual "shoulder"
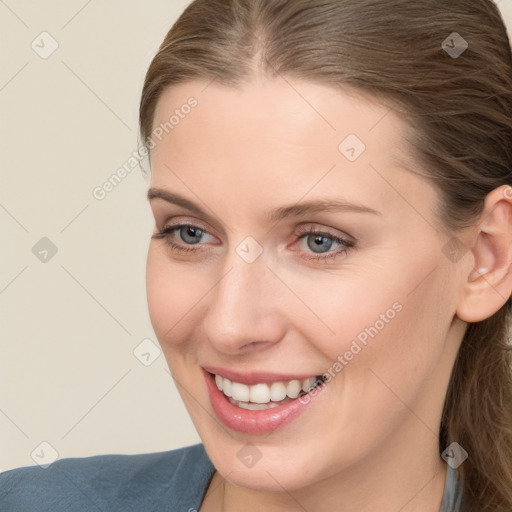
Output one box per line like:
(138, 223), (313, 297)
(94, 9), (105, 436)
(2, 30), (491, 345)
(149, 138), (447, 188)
(0, 443), (215, 512)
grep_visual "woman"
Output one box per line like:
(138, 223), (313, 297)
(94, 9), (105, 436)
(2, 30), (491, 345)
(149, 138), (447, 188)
(1, 0), (512, 510)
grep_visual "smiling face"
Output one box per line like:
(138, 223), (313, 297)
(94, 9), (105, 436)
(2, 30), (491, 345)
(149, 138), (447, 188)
(145, 77), (467, 496)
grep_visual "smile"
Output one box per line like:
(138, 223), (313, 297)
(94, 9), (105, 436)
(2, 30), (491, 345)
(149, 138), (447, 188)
(215, 374), (324, 410)
(203, 368), (327, 434)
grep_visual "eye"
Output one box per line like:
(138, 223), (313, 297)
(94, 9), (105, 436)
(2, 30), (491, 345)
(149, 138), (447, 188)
(294, 225), (355, 263)
(152, 222), (355, 264)
(152, 223), (216, 254)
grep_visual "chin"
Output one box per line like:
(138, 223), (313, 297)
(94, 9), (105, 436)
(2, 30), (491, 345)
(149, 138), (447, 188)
(221, 460), (316, 493)
(201, 435), (334, 493)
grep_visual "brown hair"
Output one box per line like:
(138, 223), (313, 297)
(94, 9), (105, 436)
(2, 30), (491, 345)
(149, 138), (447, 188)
(139, 1), (512, 509)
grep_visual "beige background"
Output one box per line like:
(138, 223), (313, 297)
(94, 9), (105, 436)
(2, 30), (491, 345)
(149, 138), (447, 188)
(1, 0), (511, 472)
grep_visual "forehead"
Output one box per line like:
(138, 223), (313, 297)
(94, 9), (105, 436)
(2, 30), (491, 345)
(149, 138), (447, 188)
(151, 77), (406, 154)
(151, 78), (411, 177)
(149, 78), (436, 228)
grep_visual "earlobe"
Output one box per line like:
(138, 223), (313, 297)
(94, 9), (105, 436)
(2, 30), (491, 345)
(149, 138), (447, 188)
(456, 185), (512, 323)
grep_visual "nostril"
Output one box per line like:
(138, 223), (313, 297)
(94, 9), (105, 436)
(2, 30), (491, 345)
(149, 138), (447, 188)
(240, 340), (275, 351)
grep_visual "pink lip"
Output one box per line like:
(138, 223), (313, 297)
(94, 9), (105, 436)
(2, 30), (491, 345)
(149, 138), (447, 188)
(202, 369), (321, 434)
(202, 365), (319, 385)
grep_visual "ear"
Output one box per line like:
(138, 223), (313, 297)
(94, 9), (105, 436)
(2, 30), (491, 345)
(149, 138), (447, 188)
(456, 184), (512, 323)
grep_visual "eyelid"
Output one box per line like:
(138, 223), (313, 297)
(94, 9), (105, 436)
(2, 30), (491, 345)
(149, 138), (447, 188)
(294, 223), (355, 243)
(159, 217), (218, 238)
(154, 219), (356, 263)
(161, 214), (203, 227)
(157, 221), (352, 244)
(159, 224), (218, 247)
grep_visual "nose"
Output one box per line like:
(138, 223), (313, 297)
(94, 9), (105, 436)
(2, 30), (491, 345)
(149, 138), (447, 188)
(200, 246), (287, 355)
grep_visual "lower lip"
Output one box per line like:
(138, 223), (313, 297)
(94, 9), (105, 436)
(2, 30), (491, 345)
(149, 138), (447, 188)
(203, 370), (317, 434)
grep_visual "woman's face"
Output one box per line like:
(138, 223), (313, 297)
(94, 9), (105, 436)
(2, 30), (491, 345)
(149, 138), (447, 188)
(146, 78), (466, 492)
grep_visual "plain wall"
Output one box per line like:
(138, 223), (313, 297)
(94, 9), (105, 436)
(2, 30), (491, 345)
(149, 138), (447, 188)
(1, 0), (511, 471)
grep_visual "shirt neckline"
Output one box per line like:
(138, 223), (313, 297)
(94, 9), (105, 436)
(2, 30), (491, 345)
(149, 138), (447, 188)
(197, 449), (464, 511)
(439, 464), (464, 511)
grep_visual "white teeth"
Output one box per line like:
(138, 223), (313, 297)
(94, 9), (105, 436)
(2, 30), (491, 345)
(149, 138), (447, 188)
(230, 382), (250, 402)
(222, 378), (232, 398)
(286, 379), (301, 399)
(231, 399), (280, 410)
(214, 374), (322, 405)
(270, 382), (287, 401)
(237, 401), (268, 410)
(302, 377), (317, 393)
(249, 383), (271, 404)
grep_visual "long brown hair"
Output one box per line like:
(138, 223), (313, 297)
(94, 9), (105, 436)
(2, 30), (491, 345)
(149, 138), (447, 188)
(139, 1), (512, 509)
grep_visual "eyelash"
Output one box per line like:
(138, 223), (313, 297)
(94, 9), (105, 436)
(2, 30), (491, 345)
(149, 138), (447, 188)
(152, 223), (355, 263)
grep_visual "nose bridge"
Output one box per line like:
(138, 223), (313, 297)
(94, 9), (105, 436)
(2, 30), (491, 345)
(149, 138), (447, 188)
(201, 242), (283, 351)
(210, 246), (268, 324)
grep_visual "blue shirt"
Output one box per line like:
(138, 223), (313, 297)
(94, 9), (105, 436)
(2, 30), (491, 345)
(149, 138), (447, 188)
(0, 443), (464, 511)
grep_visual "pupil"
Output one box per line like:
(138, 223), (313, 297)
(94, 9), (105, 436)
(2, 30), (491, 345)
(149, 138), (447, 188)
(181, 226), (202, 244)
(308, 234), (332, 254)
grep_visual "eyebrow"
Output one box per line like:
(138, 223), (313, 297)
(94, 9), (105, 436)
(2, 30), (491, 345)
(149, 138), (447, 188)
(147, 188), (381, 224)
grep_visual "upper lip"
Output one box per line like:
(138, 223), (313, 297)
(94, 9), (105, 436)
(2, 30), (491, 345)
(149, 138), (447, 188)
(202, 365), (320, 386)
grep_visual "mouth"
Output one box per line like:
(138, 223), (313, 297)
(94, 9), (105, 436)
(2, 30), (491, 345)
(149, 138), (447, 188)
(202, 368), (327, 434)
(214, 373), (325, 410)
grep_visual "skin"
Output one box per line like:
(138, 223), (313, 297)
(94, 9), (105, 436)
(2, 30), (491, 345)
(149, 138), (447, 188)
(145, 76), (512, 512)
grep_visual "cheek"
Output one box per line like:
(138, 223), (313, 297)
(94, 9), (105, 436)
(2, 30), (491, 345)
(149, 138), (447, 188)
(278, 268), (405, 365)
(146, 245), (207, 347)
(292, 252), (453, 382)
(293, 259), (453, 455)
